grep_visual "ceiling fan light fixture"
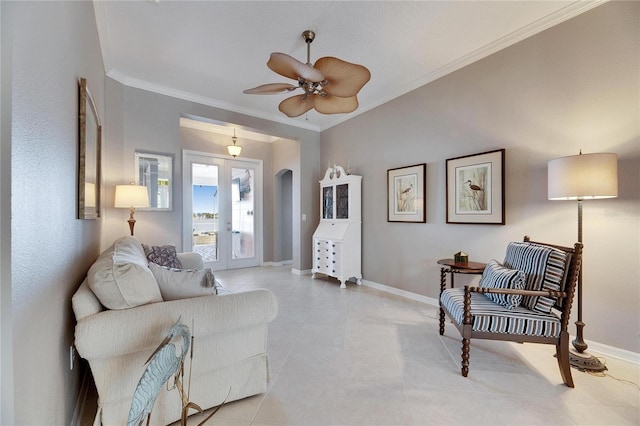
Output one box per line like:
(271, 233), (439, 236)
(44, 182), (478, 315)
(227, 129), (242, 157)
(244, 30), (370, 118)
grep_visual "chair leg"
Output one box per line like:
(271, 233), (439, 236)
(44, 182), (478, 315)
(439, 268), (447, 336)
(556, 331), (574, 388)
(461, 337), (470, 377)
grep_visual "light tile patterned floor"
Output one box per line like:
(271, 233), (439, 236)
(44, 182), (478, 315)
(174, 266), (639, 425)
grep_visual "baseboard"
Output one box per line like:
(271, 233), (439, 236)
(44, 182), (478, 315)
(291, 268), (312, 276)
(262, 259), (293, 267)
(361, 279), (439, 307)
(583, 339), (640, 365)
(360, 278), (640, 366)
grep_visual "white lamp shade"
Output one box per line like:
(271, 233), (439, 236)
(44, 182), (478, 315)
(548, 152), (618, 200)
(114, 184), (150, 208)
(227, 144), (242, 157)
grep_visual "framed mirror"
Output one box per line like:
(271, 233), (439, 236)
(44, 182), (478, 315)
(78, 77), (101, 219)
(135, 151), (173, 211)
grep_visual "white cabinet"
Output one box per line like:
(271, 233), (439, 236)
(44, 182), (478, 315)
(312, 166), (362, 288)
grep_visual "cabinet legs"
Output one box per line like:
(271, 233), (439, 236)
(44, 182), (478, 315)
(313, 274), (361, 289)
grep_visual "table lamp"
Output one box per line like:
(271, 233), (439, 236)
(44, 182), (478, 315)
(114, 183), (150, 236)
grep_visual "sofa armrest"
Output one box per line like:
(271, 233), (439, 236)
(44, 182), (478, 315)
(177, 252), (204, 270)
(72, 279), (105, 320)
(75, 289), (277, 361)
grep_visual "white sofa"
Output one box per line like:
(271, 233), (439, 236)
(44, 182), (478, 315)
(72, 236), (278, 425)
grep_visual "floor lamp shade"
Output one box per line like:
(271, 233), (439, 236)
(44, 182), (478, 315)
(548, 152), (618, 200)
(115, 184), (150, 236)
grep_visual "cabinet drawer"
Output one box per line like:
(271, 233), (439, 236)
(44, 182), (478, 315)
(315, 240), (341, 254)
(315, 264), (340, 276)
(315, 240), (339, 249)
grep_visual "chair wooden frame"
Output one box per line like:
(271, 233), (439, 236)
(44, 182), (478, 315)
(439, 236), (583, 387)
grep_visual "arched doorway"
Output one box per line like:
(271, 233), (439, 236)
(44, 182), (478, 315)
(274, 169), (293, 264)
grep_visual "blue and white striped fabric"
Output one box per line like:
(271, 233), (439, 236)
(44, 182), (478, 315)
(478, 260), (525, 309)
(441, 288), (561, 338)
(503, 242), (569, 313)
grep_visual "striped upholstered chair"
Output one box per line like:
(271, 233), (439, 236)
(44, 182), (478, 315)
(439, 236), (582, 387)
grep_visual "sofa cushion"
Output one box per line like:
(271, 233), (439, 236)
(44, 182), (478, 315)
(503, 241), (569, 313)
(148, 263), (217, 301)
(478, 260), (525, 309)
(88, 236), (162, 310)
(441, 287), (561, 338)
(142, 243), (183, 269)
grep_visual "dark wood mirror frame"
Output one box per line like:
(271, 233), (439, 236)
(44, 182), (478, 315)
(78, 77), (101, 219)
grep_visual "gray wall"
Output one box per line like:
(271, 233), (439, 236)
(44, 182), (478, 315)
(273, 138), (300, 263)
(321, 1), (639, 353)
(102, 83), (321, 271)
(0, 3), (13, 422)
(281, 170), (293, 261)
(2, 1), (104, 423)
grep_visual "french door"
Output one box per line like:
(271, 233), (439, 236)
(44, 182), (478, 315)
(182, 150), (262, 271)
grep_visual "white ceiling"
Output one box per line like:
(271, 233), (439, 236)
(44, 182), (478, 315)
(95, 1), (603, 133)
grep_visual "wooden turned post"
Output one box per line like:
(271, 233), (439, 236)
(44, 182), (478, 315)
(439, 267), (448, 335)
(461, 338), (470, 377)
(461, 285), (472, 377)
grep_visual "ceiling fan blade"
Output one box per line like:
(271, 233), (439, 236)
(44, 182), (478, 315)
(243, 83), (298, 95)
(314, 57), (371, 98)
(268, 53), (324, 83)
(278, 94), (315, 118)
(314, 94), (359, 115)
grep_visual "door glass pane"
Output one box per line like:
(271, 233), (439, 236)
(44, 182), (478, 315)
(231, 168), (254, 259)
(336, 184), (349, 219)
(192, 163), (219, 262)
(323, 186), (333, 219)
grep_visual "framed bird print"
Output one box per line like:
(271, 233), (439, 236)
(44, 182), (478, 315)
(446, 149), (505, 225)
(387, 163), (426, 223)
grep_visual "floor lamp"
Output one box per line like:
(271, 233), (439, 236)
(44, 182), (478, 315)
(115, 183), (150, 236)
(548, 151), (618, 372)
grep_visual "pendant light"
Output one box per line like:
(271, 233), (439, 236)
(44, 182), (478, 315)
(227, 128), (242, 157)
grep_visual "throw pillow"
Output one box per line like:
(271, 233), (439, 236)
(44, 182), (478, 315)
(142, 244), (183, 269)
(503, 241), (569, 313)
(478, 260), (525, 310)
(88, 236), (163, 310)
(148, 263), (217, 301)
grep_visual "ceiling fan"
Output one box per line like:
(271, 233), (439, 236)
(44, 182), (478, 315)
(243, 30), (371, 118)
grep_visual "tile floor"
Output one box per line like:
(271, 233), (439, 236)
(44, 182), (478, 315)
(183, 266), (640, 426)
(85, 265), (640, 425)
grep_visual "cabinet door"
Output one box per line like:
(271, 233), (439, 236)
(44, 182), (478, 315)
(322, 186), (334, 219)
(336, 184), (349, 219)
